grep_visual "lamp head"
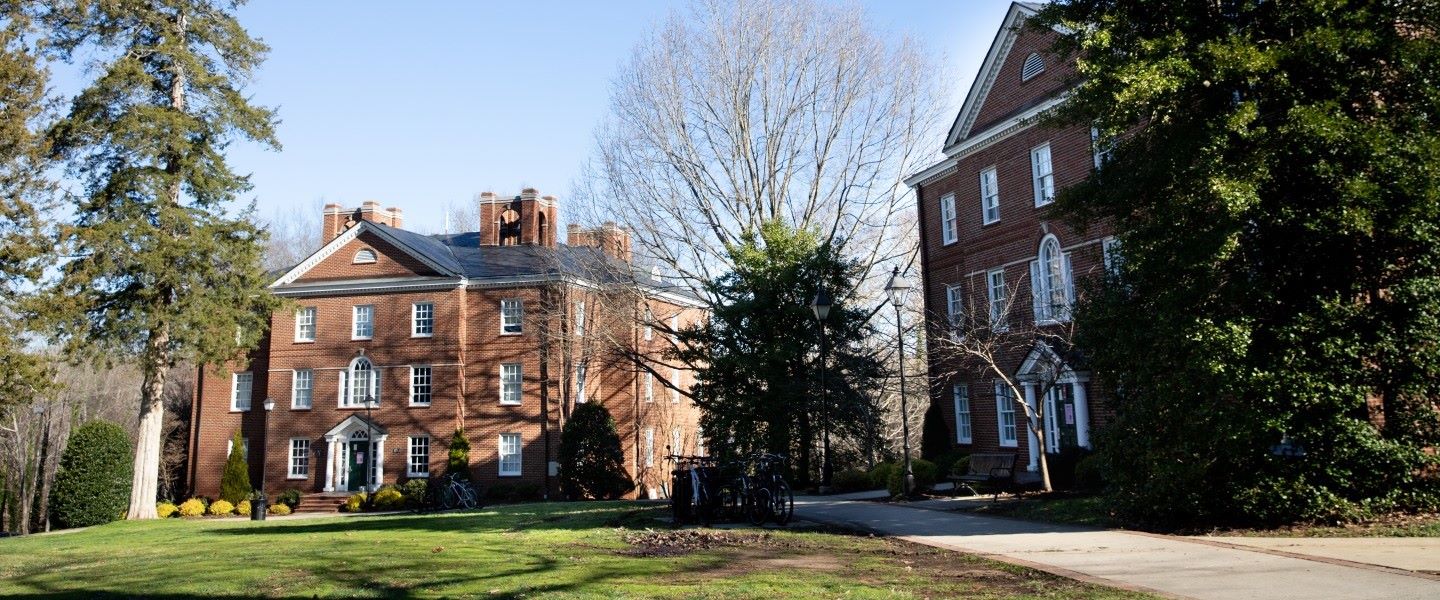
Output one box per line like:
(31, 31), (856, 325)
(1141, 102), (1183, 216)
(262, 398), (275, 412)
(884, 265), (912, 306)
(809, 287), (832, 322)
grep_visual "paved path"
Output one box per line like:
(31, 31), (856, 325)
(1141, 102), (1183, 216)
(796, 496), (1440, 600)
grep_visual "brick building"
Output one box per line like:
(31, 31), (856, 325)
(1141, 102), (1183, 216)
(907, 3), (1117, 473)
(187, 190), (704, 502)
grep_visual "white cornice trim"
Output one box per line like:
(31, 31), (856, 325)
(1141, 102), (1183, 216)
(909, 94), (1068, 189)
(943, 3), (1037, 150)
(903, 158), (959, 189)
(273, 277), (466, 297)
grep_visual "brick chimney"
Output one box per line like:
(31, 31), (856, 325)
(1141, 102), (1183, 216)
(322, 202), (404, 241)
(478, 189), (557, 247)
(567, 221), (632, 262)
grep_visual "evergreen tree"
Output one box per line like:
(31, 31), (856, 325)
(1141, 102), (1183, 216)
(49, 420), (132, 529)
(1037, 1), (1440, 526)
(675, 221), (885, 484)
(920, 399), (950, 461)
(445, 429), (470, 480)
(558, 403), (632, 500)
(219, 430), (249, 504)
(41, 0), (281, 519)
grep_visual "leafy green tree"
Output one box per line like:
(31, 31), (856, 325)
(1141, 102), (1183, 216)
(219, 430), (250, 504)
(558, 403), (633, 500)
(49, 420), (132, 529)
(41, 0), (282, 519)
(445, 429), (470, 480)
(675, 221), (885, 485)
(1037, 1), (1440, 526)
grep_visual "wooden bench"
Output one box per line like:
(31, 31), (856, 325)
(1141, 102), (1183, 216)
(947, 453), (1018, 500)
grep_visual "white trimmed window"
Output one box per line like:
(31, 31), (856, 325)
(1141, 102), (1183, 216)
(987, 268), (1008, 331)
(672, 428), (682, 457)
(574, 301), (586, 338)
(288, 438), (309, 478)
(645, 372), (654, 403)
(500, 299), (523, 334)
(1091, 125), (1114, 169)
(946, 283), (964, 328)
(410, 366), (432, 406)
(499, 433), (521, 476)
(953, 384), (973, 444)
(295, 307), (316, 342)
(1103, 236), (1123, 274)
(574, 362), (587, 403)
(340, 357), (379, 407)
(645, 427), (655, 467)
(996, 381), (1018, 447)
(940, 192), (958, 244)
(352, 305), (374, 339)
(670, 315), (679, 345)
(292, 369), (313, 409)
(500, 363), (522, 405)
(980, 167), (1000, 225)
(696, 427), (706, 457)
(1031, 143), (1055, 207)
(353, 248), (377, 264)
(227, 437), (249, 460)
(408, 436), (430, 477)
(643, 308), (654, 341)
(670, 368), (681, 403)
(231, 372), (252, 411)
(412, 302), (434, 337)
(1029, 235), (1074, 323)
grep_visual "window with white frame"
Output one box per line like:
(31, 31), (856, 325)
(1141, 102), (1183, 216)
(643, 308), (654, 341)
(227, 437), (249, 460)
(340, 357), (379, 407)
(995, 381), (1018, 447)
(499, 433), (521, 475)
(1029, 235), (1073, 323)
(410, 366), (431, 406)
(574, 301), (586, 338)
(672, 428), (682, 457)
(1103, 236), (1123, 275)
(408, 435), (430, 477)
(1090, 126), (1114, 169)
(500, 363), (522, 405)
(670, 368), (680, 402)
(353, 248), (377, 264)
(231, 372), (252, 411)
(292, 369), (313, 409)
(645, 372), (654, 403)
(946, 284), (964, 328)
(940, 192), (958, 244)
(412, 302), (433, 337)
(574, 362), (587, 403)
(352, 304), (374, 339)
(696, 427), (706, 457)
(987, 268), (1008, 330)
(1031, 143), (1055, 207)
(953, 384), (973, 444)
(669, 315), (679, 345)
(500, 299), (523, 334)
(289, 438), (309, 478)
(980, 167), (1000, 225)
(645, 427), (655, 467)
(295, 307), (316, 342)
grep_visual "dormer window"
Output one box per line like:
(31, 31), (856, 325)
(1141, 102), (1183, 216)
(1021, 52), (1045, 81)
(353, 248), (377, 264)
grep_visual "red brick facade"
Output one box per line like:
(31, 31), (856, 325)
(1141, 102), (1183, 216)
(911, 3), (1114, 472)
(189, 193), (702, 501)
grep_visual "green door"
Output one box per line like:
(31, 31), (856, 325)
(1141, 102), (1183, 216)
(348, 440), (368, 491)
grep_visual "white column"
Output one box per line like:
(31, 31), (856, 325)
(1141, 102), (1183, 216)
(323, 436), (337, 492)
(1073, 380), (1091, 449)
(1023, 383), (1039, 472)
(373, 435), (388, 492)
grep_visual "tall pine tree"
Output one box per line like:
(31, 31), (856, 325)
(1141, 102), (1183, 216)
(44, 0), (280, 519)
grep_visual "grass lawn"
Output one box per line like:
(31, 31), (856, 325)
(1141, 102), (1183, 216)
(0, 501), (1158, 599)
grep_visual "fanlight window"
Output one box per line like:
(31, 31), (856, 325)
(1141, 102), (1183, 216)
(353, 248), (377, 264)
(1021, 53), (1045, 81)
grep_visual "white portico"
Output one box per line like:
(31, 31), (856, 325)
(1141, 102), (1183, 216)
(322, 414), (389, 493)
(1015, 342), (1092, 472)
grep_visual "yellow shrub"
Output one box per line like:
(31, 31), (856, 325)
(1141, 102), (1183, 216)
(208, 499), (235, 516)
(234, 500), (251, 517)
(177, 498), (205, 518)
(156, 502), (178, 518)
(342, 492), (367, 513)
(268, 503), (292, 516)
(372, 488), (404, 510)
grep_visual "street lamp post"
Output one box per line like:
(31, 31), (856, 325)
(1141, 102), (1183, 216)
(364, 395), (377, 495)
(884, 266), (915, 497)
(809, 288), (833, 493)
(257, 398), (275, 520)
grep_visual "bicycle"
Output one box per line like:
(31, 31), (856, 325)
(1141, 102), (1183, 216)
(750, 453), (793, 526)
(668, 454), (722, 526)
(436, 473), (481, 511)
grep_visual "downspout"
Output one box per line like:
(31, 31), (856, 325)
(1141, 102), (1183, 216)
(540, 283), (552, 500)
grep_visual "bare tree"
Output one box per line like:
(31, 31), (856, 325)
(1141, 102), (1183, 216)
(259, 201), (324, 272)
(574, 0), (943, 299)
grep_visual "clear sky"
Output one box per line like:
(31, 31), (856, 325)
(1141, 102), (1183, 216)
(178, 0), (1015, 234)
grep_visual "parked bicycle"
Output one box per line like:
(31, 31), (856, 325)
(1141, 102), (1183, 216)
(748, 452), (793, 526)
(668, 453), (723, 526)
(412, 473), (481, 513)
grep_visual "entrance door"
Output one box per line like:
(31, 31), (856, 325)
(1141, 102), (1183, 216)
(1043, 384), (1079, 452)
(348, 440), (368, 491)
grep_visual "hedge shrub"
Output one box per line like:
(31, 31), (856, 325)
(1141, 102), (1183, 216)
(886, 458), (938, 497)
(49, 420), (133, 529)
(372, 486), (405, 510)
(832, 468), (872, 493)
(342, 492), (367, 512)
(156, 502), (178, 518)
(399, 479), (429, 509)
(488, 482), (542, 503)
(869, 462), (897, 490)
(177, 498), (206, 517)
(276, 489), (302, 510)
(234, 500), (252, 517)
(208, 500), (235, 516)
(268, 503), (292, 516)
(446, 430), (471, 479)
(219, 431), (251, 504)
(558, 403), (633, 500)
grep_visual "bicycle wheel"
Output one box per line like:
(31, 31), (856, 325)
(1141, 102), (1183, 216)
(771, 480), (794, 526)
(748, 488), (771, 526)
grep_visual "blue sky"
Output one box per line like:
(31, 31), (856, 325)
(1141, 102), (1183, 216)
(167, 1), (1014, 233)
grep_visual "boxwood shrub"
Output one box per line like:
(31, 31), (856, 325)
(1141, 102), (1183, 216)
(49, 420), (133, 529)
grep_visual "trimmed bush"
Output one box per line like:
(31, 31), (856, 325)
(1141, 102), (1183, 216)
(446, 430), (471, 479)
(869, 462), (897, 490)
(931, 450), (969, 481)
(1074, 453), (1105, 492)
(488, 482), (542, 503)
(177, 498), (206, 517)
(342, 492), (367, 512)
(219, 430), (251, 504)
(208, 499), (235, 516)
(234, 500), (251, 517)
(276, 489), (302, 510)
(372, 486), (405, 510)
(558, 403), (633, 500)
(920, 400), (952, 461)
(399, 478), (429, 509)
(886, 458), (938, 497)
(156, 502), (178, 518)
(48, 420), (133, 529)
(268, 503), (292, 516)
(832, 468), (872, 493)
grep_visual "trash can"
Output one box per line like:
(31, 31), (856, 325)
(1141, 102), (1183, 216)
(252, 493), (268, 521)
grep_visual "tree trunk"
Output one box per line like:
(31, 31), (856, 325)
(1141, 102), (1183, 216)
(1031, 421), (1053, 493)
(127, 326), (170, 519)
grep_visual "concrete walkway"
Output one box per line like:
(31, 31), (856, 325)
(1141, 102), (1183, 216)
(796, 496), (1440, 600)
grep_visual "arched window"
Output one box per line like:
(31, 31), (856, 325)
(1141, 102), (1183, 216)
(353, 248), (377, 264)
(498, 208), (521, 245)
(1021, 52), (1045, 81)
(342, 357), (379, 407)
(537, 211), (549, 246)
(1029, 235), (1073, 323)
